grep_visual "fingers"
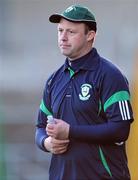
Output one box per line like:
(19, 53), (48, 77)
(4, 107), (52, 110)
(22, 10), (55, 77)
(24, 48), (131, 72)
(47, 130), (55, 138)
(46, 125), (55, 137)
(51, 144), (68, 154)
(51, 138), (69, 146)
(50, 138), (69, 154)
(46, 119), (70, 140)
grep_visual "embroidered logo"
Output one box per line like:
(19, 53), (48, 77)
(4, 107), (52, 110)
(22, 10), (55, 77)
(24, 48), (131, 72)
(65, 6), (76, 13)
(79, 84), (92, 101)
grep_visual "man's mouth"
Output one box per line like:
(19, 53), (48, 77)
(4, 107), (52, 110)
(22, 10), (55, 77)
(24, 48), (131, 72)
(60, 44), (70, 49)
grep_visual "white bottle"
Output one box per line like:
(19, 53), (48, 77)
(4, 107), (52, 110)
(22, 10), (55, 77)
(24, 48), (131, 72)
(47, 115), (55, 124)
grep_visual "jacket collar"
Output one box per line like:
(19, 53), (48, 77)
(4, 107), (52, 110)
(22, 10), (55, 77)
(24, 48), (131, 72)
(63, 48), (100, 72)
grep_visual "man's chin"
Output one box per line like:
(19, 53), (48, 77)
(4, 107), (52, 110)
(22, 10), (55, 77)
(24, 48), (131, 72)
(60, 50), (70, 57)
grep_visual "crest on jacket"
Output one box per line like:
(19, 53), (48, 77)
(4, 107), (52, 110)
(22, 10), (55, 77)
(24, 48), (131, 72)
(79, 83), (92, 101)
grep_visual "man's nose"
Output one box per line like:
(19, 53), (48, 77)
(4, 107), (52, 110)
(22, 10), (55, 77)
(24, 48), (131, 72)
(60, 31), (68, 41)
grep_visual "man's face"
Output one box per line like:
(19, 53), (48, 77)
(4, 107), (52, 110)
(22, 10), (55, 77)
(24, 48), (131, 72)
(57, 18), (94, 60)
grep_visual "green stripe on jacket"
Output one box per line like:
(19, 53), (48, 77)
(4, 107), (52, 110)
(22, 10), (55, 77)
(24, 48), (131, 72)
(40, 100), (52, 116)
(104, 91), (130, 112)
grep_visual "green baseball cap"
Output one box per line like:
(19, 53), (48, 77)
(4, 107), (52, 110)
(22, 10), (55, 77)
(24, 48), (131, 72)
(49, 5), (97, 31)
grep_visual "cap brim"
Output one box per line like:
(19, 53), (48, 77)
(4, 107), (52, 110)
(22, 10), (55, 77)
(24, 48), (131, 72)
(49, 14), (64, 23)
(49, 14), (97, 23)
(49, 14), (81, 23)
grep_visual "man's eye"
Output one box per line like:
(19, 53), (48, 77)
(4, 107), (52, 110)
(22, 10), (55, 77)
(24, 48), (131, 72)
(58, 29), (63, 33)
(69, 31), (74, 34)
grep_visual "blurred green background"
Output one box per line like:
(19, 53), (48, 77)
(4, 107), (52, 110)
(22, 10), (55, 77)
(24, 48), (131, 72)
(1, 0), (138, 179)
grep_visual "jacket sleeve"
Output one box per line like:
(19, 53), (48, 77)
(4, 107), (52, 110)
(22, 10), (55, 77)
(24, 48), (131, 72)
(35, 74), (54, 152)
(69, 64), (133, 144)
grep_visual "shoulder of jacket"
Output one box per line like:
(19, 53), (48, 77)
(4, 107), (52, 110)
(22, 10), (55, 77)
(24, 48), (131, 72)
(47, 64), (64, 86)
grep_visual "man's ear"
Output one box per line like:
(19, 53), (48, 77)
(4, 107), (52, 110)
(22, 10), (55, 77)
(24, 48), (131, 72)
(87, 31), (96, 41)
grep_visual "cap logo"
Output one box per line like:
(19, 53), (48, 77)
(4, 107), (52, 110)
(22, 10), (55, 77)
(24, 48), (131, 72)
(65, 6), (76, 13)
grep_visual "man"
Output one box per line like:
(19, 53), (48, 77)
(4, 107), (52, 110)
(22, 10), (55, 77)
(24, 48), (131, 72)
(35, 4), (133, 180)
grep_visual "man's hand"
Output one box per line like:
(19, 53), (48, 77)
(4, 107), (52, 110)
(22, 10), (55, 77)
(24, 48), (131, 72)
(44, 136), (69, 154)
(46, 119), (70, 140)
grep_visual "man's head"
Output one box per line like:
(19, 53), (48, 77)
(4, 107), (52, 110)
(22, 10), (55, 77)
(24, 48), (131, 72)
(49, 5), (97, 60)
